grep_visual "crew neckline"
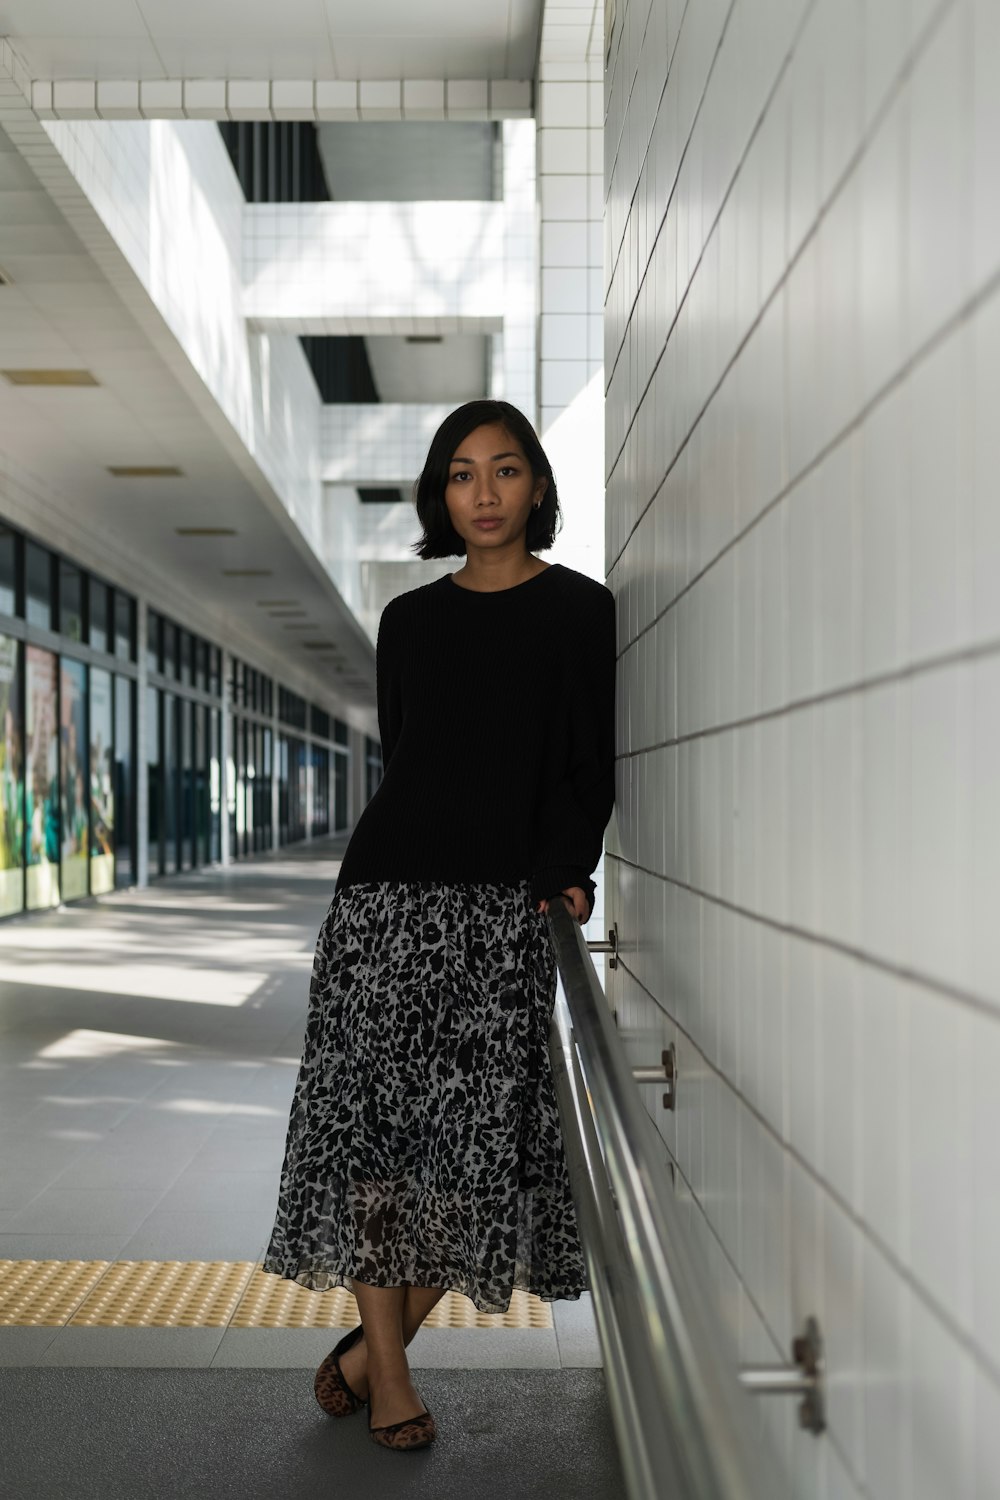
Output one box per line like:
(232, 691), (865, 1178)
(444, 563), (562, 595)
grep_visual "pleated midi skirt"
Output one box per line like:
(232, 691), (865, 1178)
(262, 877), (588, 1314)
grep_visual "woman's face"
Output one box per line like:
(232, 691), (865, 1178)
(443, 423), (547, 554)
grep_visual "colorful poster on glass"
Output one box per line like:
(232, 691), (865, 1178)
(0, 634), (24, 916)
(60, 656), (89, 901)
(89, 665), (114, 894)
(26, 645), (59, 909)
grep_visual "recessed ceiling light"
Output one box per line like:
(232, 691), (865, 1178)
(256, 600), (297, 607)
(175, 527), (237, 536)
(303, 641), (337, 649)
(405, 335), (442, 344)
(222, 568), (273, 577)
(4, 368), (99, 386)
(109, 465), (182, 477)
(0, 266), (12, 286)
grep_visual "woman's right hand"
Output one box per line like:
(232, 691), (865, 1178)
(536, 887), (591, 925)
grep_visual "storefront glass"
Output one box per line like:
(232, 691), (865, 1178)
(90, 665), (114, 894)
(180, 696), (193, 869)
(114, 675), (134, 888)
(26, 645), (59, 909)
(209, 708), (221, 863)
(333, 746), (348, 833)
(59, 656), (89, 901)
(147, 684), (161, 876)
(0, 634), (24, 916)
(163, 692), (177, 873)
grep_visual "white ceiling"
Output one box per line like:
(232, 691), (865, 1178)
(0, 0), (543, 80)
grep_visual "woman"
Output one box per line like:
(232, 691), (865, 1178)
(262, 399), (616, 1452)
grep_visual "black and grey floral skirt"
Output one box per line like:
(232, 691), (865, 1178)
(262, 877), (588, 1314)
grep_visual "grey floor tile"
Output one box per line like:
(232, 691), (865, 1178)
(0, 1172), (51, 1214)
(150, 1169), (278, 1212)
(0, 1327), (64, 1364)
(0, 1233), (132, 1259)
(37, 1327), (227, 1367)
(3, 1187), (169, 1236)
(45, 1157), (189, 1192)
(117, 1215), (272, 1260)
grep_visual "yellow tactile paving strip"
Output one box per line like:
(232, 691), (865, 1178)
(0, 1261), (553, 1331)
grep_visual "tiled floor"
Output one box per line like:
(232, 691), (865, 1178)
(0, 838), (602, 1372)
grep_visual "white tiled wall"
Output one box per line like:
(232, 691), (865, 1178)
(605, 0), (1000, 1495)
(536, 2), (609, 945)
(321, 404), (455, 485)
(242, 199), (506, 333)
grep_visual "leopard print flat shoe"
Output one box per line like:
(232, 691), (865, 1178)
(314, 1324), (367, 1417)
(367, 1401), (436, 1451)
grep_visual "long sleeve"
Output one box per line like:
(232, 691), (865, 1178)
(376, 601), (403, 767)
(529, 584), (616, 915)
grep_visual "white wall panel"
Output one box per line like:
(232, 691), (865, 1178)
(606, 0), (1000, 1493)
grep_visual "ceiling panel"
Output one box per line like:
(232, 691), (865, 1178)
(134, 0), (330, 40)
(150, 39), (337, 80)
(322, 0), (510, 32)
(0, 0), (148, 36)
(1, 0), (543, 82)
(6, 37), (168, 78)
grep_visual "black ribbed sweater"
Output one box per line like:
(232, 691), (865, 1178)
(335, 562), (617, 915)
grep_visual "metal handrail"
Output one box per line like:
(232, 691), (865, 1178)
(543, 898), (800, 1500)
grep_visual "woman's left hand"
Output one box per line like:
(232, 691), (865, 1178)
(536, 886), (591, 924)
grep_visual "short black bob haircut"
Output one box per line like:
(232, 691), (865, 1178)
(410, 399), (561, 560)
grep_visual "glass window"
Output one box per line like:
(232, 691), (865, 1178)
(0, 634), (24, 916)
(25, 645), (59, 908)
(333, 746), (348, 832)
(146, 609), (161, 675)
(179, 629), (192, 687)
(115, 591), (135, 662)
(114, 674), (134, 888)
(210, 647), (222, 699)
(90, 665), (114, 895)
(333, 718), (348, 746)
(59, 562), (84, 642)
(227, 713), (237, 856)
(59, 656), (89, 901)
(0, 528), (19, 618)
(162, 619), (177, 681)
(194, 637), (207, 693)
(89, 580), (109, 654)
(180, 696), (193, 869)
(209, 708), (221, 863)
(25, 543), (53, 632)
(163, 692), (178, 872)
(195, 702), (208, 867)
(146, 685), (162, 876)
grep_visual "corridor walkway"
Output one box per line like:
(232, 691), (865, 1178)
(0, 841), (622, 1499)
